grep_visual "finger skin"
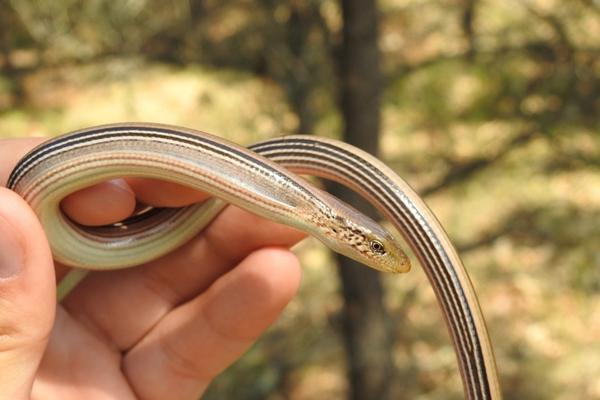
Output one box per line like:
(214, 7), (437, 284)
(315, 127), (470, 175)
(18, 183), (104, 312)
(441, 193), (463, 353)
(63, 206), (306, 350)
(123, 248), (302, 400)
(60, 179), (136, 226)
(0, 188), (55, 399)
(32, 308), (136, 400)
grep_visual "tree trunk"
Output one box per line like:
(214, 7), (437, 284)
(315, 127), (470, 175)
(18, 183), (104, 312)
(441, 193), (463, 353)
(332, 1), (394, 399)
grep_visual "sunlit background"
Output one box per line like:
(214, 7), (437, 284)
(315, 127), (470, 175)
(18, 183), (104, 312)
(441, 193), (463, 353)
(1, 1), (599, 399)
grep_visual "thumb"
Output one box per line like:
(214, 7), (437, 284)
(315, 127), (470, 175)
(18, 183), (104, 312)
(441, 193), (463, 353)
(0, 188), (55, 399)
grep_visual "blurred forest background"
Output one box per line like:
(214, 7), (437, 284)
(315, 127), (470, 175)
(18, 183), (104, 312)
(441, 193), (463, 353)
(1, 0), (600, 399)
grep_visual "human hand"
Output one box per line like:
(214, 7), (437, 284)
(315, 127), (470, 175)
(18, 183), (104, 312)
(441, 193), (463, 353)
(0, 137), (305, 399)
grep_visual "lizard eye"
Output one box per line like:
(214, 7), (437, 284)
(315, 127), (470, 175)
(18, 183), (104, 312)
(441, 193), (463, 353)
(369, 240), (386, 255)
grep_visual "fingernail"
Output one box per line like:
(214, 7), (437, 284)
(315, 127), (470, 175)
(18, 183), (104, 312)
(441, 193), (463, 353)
(0, 215), (24, 278)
